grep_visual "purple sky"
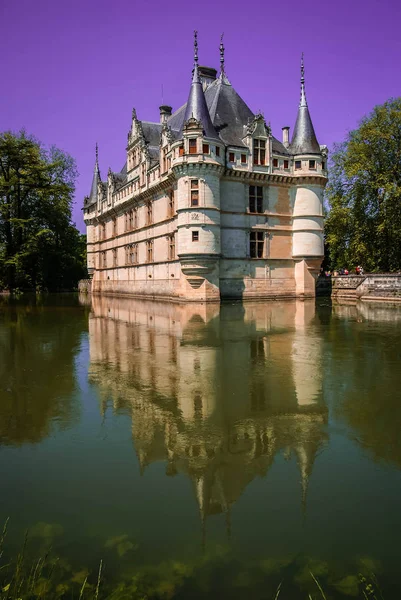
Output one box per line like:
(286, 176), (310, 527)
(1, 0), (400, 232)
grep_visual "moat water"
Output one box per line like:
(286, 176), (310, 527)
(1, 294), (401, 599)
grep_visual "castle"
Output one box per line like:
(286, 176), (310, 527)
(83, 33), (327, 302)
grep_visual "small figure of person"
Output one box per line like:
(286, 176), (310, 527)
(356, 265), (361, 275)
(344, 268), (349, 276)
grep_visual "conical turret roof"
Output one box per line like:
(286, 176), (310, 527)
(290, 56), (321, 155)
(86, 144), (101, 207)
(179, 32), (219, 140)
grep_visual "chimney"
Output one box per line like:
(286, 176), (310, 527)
(159, 105), (172, 124)
(198, 66), (217, 91)
(282, 126), (290, 147)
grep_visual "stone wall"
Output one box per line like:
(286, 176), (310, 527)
(332, 274), (401, 302)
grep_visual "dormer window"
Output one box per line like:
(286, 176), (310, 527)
(179, 145), (184, 157)
(309, 160), (316, 170)
(284, 160), (289, 169)
(322, 161), (326, 170)
(253, 139), (266, 166)
(273, 158), (278, 168)
(189, 139), (197, 154)
(295, 160), (302, 170)
(229, 152), (235, 162)
(202, 143), (209, 154)
(216, 146), (220, 157)
(241, 154), (247, 164)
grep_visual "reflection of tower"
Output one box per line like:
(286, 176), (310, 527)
(88, 296), (327, 537)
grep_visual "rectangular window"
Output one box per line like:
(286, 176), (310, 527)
(190, 179), (199, 206)
(146, 203), (153, 226)
(250, 231), (264, 258)
(273, 158), (278, 168)
(102, 223), (106, 240)
(189, 139), (197, 154)
(229, 152), (235, 162)
(168, 234), (176, 260)
(192, 231), (199, 242)
(241, 154), (247, 164)
(284, 159), (289, 169)
(253, 139), (266, 166)
(124, 213), (128, 232)
(309, 159), (316, 170)
(112, 248), (117, 267)
(129, 244), (138, 264)
(133, 207), (138, 229)
(102, 251), (107, 268)
(168, 190), (175, 218)
(295, 160), (302, 170)
(249, 186), (263, 213)
(146, 240), (153, 263)
(202, 143), (209, 154)
(216, 146), (220, 157)
(179, 145), (184, 156)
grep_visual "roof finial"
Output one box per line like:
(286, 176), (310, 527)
(220, 33), (225, 75)
(194, 30), (198, 67)
(300, 52), (307, 107)
(95, 142), (99, 167)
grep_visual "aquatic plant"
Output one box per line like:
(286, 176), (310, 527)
(0, 520), (390, 599)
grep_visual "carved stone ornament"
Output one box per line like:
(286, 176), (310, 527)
(246, 113), (271, 137)
(183, 117), (202, 131)
(161, 122), (174, 145)
(320, 144), (329, 158)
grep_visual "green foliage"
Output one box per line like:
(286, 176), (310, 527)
(0, 131), (87, 291)
(325, 98), (401, 272)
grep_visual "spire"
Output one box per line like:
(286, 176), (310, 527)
(88, 143), (101, 205)
(290, 54), (320, 155)
(220, 34), (225, 76)
(300, 52), (307, 107)
(218, 33), (231, 84)
(179, 31), (219, 139)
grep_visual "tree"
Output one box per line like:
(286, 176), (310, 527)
(325, 98), (401, 272)
(0, 131), (87, 291)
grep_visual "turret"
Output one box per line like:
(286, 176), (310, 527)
(174, 31), (223, 301)
(178, 32), (218, 140)
(85, 144), (101, 278)
(291, 56), (327, 296)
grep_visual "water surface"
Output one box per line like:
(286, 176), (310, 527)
(0, 294), (401, 598)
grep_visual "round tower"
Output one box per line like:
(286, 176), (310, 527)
(173, 31), (224, 301)
(290, 55), (327, 296)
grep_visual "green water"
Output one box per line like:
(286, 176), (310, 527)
(1, 294), (401, 598)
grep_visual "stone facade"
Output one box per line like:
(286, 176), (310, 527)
(83, 40), (327, 302)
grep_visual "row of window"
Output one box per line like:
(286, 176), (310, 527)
(99, 193), (176, 240)
(99, 236), (176, 268)
(98, 229), (267, 268)
(100, 184), (267, 239)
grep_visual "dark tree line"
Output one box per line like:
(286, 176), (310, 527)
(0, 131), (87, 292)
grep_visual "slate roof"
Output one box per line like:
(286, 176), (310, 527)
(85, 161), (101, 207)
(178, 64), (219, 139)
(168, 75), (290, 154)
(290, 73), (320, 154)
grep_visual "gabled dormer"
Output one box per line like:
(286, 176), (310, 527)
(243, 114), (271, 169)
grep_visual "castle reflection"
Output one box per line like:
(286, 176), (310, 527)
(87, 296), (328, 527)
